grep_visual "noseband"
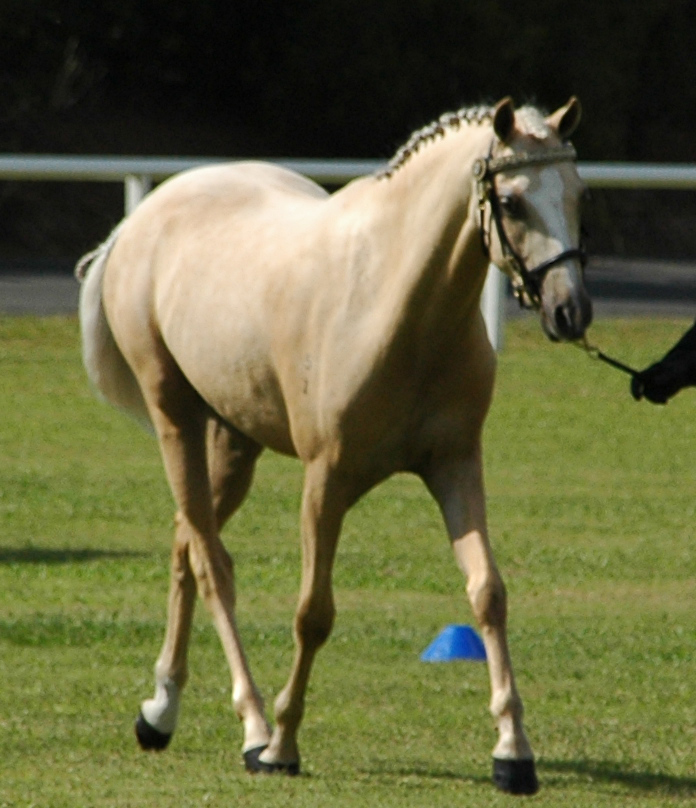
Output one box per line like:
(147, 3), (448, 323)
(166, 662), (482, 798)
(473, 143), (586, 309)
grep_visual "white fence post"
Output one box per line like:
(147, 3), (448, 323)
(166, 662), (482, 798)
(481, 263), (507, 351)
(124, 174), (152, 215)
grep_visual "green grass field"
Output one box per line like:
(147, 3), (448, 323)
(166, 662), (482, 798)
(0, 315), (694, 807)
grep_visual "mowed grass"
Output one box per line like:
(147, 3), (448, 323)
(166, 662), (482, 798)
(0, 315), (694, 807)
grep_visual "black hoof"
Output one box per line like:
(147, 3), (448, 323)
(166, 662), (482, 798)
(243, 745), (300, 776)
(493, 757), (539, 795)
(135, 712), (172, 751)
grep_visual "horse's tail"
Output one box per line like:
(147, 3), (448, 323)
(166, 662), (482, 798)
(75, 227), (152, 429)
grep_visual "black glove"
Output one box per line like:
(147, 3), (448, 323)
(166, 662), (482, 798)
(632, 362), (688, 404)
(631, 320), (696, 404)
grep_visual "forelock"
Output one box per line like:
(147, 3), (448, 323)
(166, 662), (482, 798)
(515, 106), (551, 140)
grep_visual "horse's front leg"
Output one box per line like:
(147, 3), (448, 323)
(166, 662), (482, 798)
(424, 443), (538, 795)
(246, 459), (346, 775)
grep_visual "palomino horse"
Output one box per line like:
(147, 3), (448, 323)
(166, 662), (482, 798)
(76, 97), (592, 795)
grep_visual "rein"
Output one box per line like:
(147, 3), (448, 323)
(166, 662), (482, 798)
(473, 143), (586, 310)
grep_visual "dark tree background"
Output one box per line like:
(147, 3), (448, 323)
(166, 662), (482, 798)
(1, 0), (694, 262)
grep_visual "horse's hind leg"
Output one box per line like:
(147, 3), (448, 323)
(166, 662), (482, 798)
(136, 371), (269, 757)
(205, 413), (272, 762)
(135, 505), (197, 750)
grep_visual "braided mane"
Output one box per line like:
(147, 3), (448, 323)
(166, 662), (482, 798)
(378, 103), (551, 179)
(378, 105), (493, 179)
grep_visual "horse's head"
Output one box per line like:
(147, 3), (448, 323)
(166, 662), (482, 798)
(474, 97), (592, 341)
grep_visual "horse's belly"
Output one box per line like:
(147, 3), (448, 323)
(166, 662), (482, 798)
(213, 387), (297, 457)
(177, 348), (297, 456)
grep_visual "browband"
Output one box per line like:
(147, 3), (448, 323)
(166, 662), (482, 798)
(473, 144), (577, 182)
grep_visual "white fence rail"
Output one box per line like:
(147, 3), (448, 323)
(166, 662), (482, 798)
(0, 156), (385, 212)
(2, 155), (696, 346)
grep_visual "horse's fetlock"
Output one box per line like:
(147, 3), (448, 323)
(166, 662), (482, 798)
(274, 686), (304, 730)
(232, 682), (264, 722)
(155, 662), (188, 691)
(490, 689), (523, 721)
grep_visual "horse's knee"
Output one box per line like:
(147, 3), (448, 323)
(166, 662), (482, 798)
(468, 571), (507, 627)
(295, 595), (335, 648)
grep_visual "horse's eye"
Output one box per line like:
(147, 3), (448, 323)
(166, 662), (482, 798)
(499, 194), (523, 219)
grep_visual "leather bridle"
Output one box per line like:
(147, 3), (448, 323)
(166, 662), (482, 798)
(473, 143), (587, 310)
(473, 140), (641, 383)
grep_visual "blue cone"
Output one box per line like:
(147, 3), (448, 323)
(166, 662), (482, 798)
(420, 624), (487, 662)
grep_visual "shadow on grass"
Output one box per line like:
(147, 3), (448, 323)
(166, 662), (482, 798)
(540, 758), (696, 796)
(358, 761), (489, 786)
(0, 546), (147, 565)
(360, 758), (696, 796)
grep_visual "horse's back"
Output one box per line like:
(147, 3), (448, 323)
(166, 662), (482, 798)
(142, 161), (328, 219)
(112, 160), (328, 267)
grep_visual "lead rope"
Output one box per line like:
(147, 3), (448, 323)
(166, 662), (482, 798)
(574, 336), (639, 378)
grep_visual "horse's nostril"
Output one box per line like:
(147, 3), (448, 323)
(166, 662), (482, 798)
(553, 299), (591, 340)
(554, 304), (573, 337)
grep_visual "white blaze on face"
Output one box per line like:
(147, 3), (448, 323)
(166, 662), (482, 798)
(526, 167), (571, 257)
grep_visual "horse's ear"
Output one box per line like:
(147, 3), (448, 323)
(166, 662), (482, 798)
(493, 97), (515, 143)
(547, 96), (582, 140)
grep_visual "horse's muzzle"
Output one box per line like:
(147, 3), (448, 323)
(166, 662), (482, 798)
(540, 269), (593, 342)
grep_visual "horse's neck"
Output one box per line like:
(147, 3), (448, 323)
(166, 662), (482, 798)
(357, 125), (492, 341)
